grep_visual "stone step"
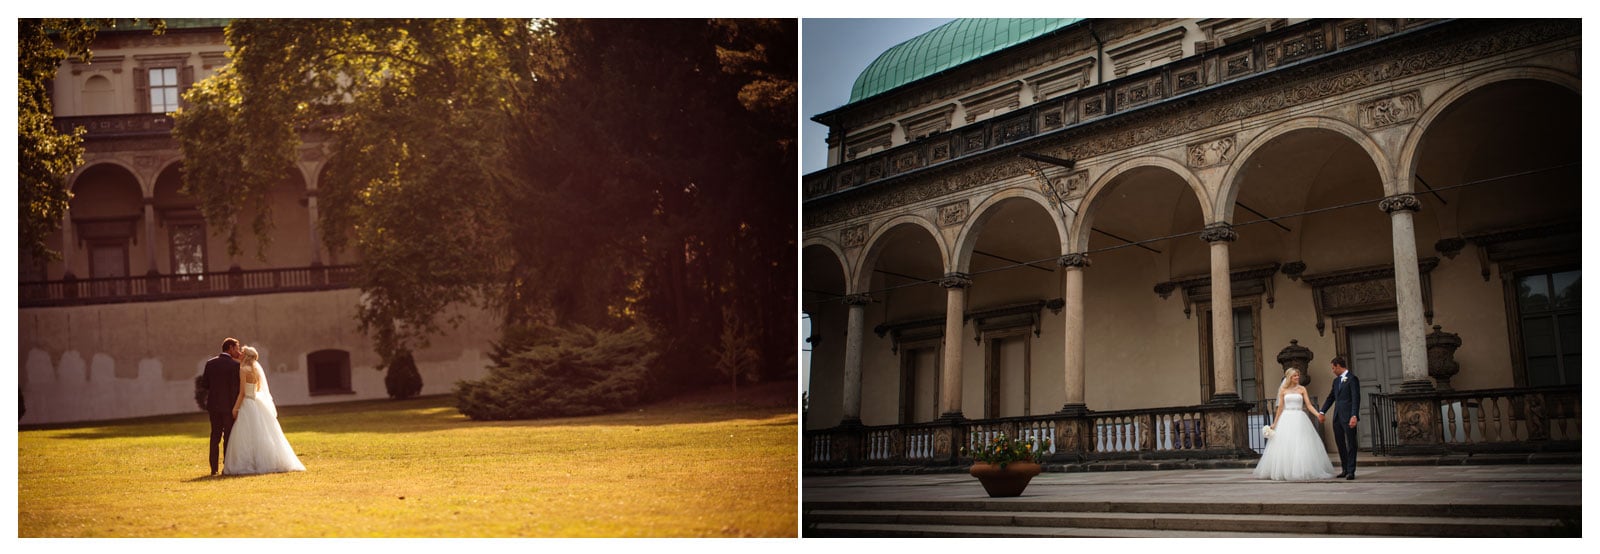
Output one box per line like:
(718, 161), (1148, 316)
(803, 499), (1578, 520)
(806, 522), (1386, 538)
(805, 509), (1571, 537)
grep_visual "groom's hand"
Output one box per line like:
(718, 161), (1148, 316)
(1316, 412), (1325, 423)
(1348, 416), (1357, 428)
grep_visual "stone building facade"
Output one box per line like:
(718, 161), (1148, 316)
(803, 19), (1579, 465)
(19, 21), (499, 424)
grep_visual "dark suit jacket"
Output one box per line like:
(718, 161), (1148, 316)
(1320, 370), (1361, 420)
(202, 353), (242, 414)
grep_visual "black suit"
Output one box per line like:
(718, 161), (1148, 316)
(1320, 370), (1361, 477)
(201, 353), (241, 474)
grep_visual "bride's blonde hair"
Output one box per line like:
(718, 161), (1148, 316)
(240, 345), (259, 364)
(1281, 368), (1300, 391)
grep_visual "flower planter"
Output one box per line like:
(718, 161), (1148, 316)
(968, 461), (1042, 497)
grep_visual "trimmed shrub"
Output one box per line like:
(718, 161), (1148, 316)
(384, 350), (424, 400)
(455, 323), (657, 420)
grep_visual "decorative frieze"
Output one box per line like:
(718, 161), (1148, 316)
(1358, 90), (1423, 129)
(1114, 76), (1165, 111)
(1223, 52), (1253, 79)
(1187, 135), (1237, 168)
(891, 150), (924, 175)
(840, 225), (866, 249)
(804, 20), (1578, 229)
(1303, 258), (1439, 335)
(937, 200), (969, 228)
(991, 114), (1033, 146)
(842, 293), (874, 306)
(1379, 194), (1422, 214)
(1267, 28), (1329, 67)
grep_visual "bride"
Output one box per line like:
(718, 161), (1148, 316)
(224, 346), (306, 475)
(1253, 368), (1335, 481)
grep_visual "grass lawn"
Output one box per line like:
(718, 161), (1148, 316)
(18, 383), (797, 537)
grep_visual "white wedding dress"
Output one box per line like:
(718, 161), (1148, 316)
(224, 361), (306, 475)
(1252, 392), (1335, 481)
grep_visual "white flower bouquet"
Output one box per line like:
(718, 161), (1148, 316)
(1262, 426), (1276, 440)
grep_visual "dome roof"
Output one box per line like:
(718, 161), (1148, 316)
(849, 18), (1084, 104)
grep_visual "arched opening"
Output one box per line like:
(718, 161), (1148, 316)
(958, 194), (1062, 418)
(1074, 163), (1210, 410)
(855, 221), (945, 426)
(1412, 79), (1580, 389)
(69, 163), (144, 289)
(153, 162), (210, 284)
(802, 242), (849, 429)
(1229, 125), (1391, 446)
(81, 74), (116, 115)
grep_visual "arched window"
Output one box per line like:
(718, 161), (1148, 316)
(307, 349), (353, 395)
(82, 74), (115, 114)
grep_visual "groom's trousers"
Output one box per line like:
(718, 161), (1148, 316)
(208, 410), (235, 474)
(1331, 414), (1358, 475)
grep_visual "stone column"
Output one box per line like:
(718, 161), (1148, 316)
(60, 209), (77, 279)
(1381, 194), (1434, 392)
(305, 190), (323, 266)
(1056, 253), (1090, 416)
(142, 198), (160, 275)
(1202, 223), (1240, 403)
(840, 293), (872, 425)
(938, 273), (971, 420)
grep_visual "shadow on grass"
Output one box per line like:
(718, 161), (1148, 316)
(31, 383), (798, 441)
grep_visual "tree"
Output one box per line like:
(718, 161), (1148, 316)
(175, 19), (796, 408)
(17, 19), (164, 262)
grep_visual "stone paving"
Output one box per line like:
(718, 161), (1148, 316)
(804, 463), (1583, 510)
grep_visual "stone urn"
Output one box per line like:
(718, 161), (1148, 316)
(1277, 339), (1315, 387)
(969, 461), (1042, 497)
(1427, 325), (1462, 391)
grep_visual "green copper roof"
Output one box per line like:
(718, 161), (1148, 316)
(849, 18), (1084, 104)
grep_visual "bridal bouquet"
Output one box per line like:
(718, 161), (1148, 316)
(1262, 426), (1276, 440)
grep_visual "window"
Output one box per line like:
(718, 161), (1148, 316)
(88, 241), (129, 297)
(307, 349), (354, 395)
(1199, 301), (1264, 401)
(1516, 269), (1580, 386)
(169, 222), (207, 282)
(148, 67), (179, 113)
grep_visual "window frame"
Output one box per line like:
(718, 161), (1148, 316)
(1504, 263), (1581, 387)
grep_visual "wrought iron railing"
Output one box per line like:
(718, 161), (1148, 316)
(19, 265), (359, 307)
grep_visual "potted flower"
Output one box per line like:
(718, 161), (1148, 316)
(961, 432), (1051, 497)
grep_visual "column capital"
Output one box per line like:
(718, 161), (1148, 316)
(939, 272), (972, 289)
(842, 293), (873, 306)
(1057, 253), (1092, 268)
(1199, 222), (1238, 243)
(1379, 193), (1422, 214)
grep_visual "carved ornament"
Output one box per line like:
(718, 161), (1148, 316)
(1058, 253), (1091, 268)
(937, 200), (969, 227)
(1358, 90), (1423, 129)
(1187, 135), (1237, 168)
(1379, 194), (1422, 214)
(840, 225), (866, 248)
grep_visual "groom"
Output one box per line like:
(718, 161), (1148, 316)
(1318, 356), (1360, 480)
(198, 338), (243, 476)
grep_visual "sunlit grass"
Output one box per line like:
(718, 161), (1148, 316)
(19, 389), (797, 537)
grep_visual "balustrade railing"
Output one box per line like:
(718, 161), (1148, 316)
(1371, 385), (1580, 454)
(1090, 408), (1207, 454)
(19, 265), (359, 307)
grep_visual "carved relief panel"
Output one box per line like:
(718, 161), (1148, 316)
(1358, 90), (1423, 130)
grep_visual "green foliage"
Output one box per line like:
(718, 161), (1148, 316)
(175, 19), (796, 396)
(961, 433), (1052, 469)
(455, 323), (658, 420)
(175, 19), (544, 360)
(17, 19), (164, 262)
(383, 350), (423, 400)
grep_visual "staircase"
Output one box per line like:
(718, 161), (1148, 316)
(804, 499), (1580, 537)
